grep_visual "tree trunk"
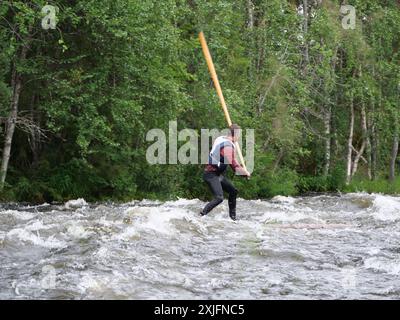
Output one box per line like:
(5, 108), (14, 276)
(247, 0), (254, 29)
(371, 121), (378, 180)
(323, 106), (331, 177)
(370, 97), (378, 180)
(370, 66), (378, 180)
(365, 110), (372, 180)
(389, 133), (399, 182)
(255, 17), (266, 74)
(346, 95), (354, 185)
(273, 149), (285, 174)
(302, 0), (309, 68)
(29, 93), (41, 167)
(0, 45), (29, 190)
(352, 105), (367, 178)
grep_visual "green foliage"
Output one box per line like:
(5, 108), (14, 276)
(298, 165), (346, 193)
(265, 169), (299, 198)
(345, 177), (400, 195)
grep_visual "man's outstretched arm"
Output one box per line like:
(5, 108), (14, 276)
(221, 146), (250, 177)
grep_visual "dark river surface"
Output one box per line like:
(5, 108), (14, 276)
(1, 193), (400, 299)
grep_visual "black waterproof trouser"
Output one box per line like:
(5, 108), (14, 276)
(202, 171), (238, 218)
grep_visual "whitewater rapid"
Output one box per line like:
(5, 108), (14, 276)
(1, 193), (400, 299)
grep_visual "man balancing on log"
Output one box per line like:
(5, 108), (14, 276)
(200, 124), (251, 221)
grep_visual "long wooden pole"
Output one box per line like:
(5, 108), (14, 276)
(199, 31), (248, 172)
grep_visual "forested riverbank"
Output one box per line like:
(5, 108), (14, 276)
(1, 0), (400, 203)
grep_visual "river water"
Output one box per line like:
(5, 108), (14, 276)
(1, 193), (400, 300)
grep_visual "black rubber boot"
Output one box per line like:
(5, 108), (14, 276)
(228, 190), (237, 221)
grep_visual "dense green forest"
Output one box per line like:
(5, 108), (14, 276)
(0, 0), (400, 203)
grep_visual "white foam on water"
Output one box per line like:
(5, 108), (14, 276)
(65, 198), (88, 210)
(182, 277), (195, 289)
(130, 264), (192, 289)
(37, 202), (51, 207)
(271, 196), (297, 204)
(124, 205), (199, 236)
(124, 207), (153, 216)
(1, 210), (36, 221)
(66, 224), (93, 239)
(93, 247), (110, 259)
(367, 248), (381, 256)
(6, 228), (66, 248)
(19, 203), (51, 211)
(93, 204), (111, 212)
(123, 207), (134, 215)
(370, 195), (400, 221)
(78, 274), (104, 293)
(25, 220), (55, 232)
(120, 204), (134, 215)
(250, 199), (314, 216)
(183, 215), (208, 235)
(113, 226), (141, 241)
(97, 216), (120, 227)
(122, 200), (136, 206)
(374, 286), (400, 296)
(136, 207), (192, 235)
(364, 257), (400, 275)
(260, 209), (323, 224)
(137, 199), (162, 206)
(345, 192), (373, 199)
(76, 272), (136, 299)
(163, 198), (201, 207)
